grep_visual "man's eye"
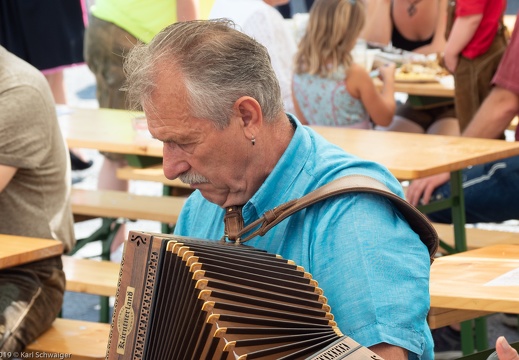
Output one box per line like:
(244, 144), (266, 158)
(178, 143), (196, 153)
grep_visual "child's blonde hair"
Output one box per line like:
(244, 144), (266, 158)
(294, 0), (366, 77)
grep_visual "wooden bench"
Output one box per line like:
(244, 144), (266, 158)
(432, 222), (519, 254)
(63, 255), (119, 298)
(69, 188), (185, 322)
(25, 318), (110, 360)
(62, 255), (120, 323)
(71, 187), (186, 224)
(116, 164), (190, 188)
(428, 307), (492, 329)
(428, 223), (519, 329)
(116, 165), (194, 196)
(70, 188), (187, 259)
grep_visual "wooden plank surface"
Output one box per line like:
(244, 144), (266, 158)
(71, 188), (186, 224)
(60, 107), (519, 180)
(430, 244), (519, 314)
(63, 256), (120, 297)
(58, 106), (162, 156)
(26, 318), (110, 360)
(116, 165), (192, 188)
(428, 307), (492, 329)
(433, 223), (519, 253)
(311, 127), (519, 179)
(374, 77), (454, 97)
(0, 235), (63, 269)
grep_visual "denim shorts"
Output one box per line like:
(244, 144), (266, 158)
(0, 256), (65, 352)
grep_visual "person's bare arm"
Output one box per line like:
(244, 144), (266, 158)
(464, 87), (519, 139)
(407, 86), (519, 206)
(444, 13), (483, 72)
(361, 0), (392, 46)
(354, 63), (396, 126)
(369, 342), (408, 360)
(291, 81), (309, 125)
(177, 0), (199, 21)
(0, 164), (17, 192)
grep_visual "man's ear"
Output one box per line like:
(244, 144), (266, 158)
(233, 96), (262, 134)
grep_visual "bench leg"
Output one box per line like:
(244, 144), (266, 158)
(100, 296), (111, 323)
(70, 217), (118, 257)
(70, 218), (120, 323)
(460, 317), (489, 355)
(474, 317), (488, 351)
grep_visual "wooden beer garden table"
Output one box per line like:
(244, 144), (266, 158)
(429, 244), (519, 354)
(0, 234), (64, 270)
(375, 77), (454, 98)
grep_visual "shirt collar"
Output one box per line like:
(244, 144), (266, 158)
(242, 114), (311, 223)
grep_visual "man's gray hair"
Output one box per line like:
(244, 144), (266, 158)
(124, 19), (284, 129)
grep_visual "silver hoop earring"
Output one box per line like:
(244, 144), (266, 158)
(251, 136), (256, 146)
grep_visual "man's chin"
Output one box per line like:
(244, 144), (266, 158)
(197, 190), (227, 207)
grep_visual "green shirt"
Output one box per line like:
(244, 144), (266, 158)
(91, 0), (177, 43)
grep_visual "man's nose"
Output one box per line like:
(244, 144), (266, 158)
(162, 144), (190, 179)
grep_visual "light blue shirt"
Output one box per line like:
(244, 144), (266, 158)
(293, 68), (371, 128)
(174, 115), (433, 359)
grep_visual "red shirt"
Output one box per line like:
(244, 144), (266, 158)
(456, 0), (506, 59)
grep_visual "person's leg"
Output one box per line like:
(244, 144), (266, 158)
(426, 105), (460, 136)
(376, 101), (432, 133)
(0, 257), (65, 352)
(426, 117), (460, 135)
(376, 116), (425, 133)
(44, 71), (92, 172)
(427, 155), (519, 223)
(44, 71), (66, 105)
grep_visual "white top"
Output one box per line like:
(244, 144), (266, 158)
(209, 0), (297, 114)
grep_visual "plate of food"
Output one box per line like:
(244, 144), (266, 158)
(395, 55), (450, 83)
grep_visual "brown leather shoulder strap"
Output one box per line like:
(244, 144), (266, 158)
(227, 175), (438, 263)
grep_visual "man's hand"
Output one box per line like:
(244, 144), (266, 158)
(406, 172), (450, 206)
(496, 336), (519, 360)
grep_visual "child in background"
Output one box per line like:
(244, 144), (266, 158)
(292, 0), (395, 128)
(445, 0), (508, 132)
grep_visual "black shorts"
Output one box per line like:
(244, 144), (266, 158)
(396, 98), (456, 131)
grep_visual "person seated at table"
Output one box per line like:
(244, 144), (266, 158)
(209, 0), (297, 114)
(124, 19), (434, 359)
(407, 13), (519, 353)
(407, 9), (519, 225)
(291, 0), (396, 128)
(0, 46), (75, 352)
(84, 0), (199, 258)
(362, 0), (460, 136)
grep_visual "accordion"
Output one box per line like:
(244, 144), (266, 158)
(106, 231), (384, 360)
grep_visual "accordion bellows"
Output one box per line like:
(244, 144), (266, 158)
(106, 231), (384, 360)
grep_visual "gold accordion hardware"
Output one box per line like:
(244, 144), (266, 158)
(106, 231), (384, 360)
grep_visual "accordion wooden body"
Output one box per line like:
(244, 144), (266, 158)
(106, 231), (384, 360)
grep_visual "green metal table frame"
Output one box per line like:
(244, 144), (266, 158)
(418, 170), (488, 355)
